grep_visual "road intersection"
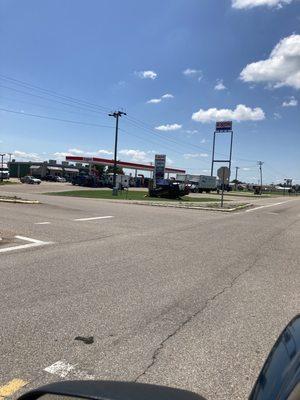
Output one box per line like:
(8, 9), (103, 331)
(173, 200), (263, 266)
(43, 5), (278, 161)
(1, 183), (299, 399)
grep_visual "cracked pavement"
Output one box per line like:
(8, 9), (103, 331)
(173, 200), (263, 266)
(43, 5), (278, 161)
(0, 184), (299, 399)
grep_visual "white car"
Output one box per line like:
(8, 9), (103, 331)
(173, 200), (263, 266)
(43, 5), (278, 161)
(20, 176), (41, 184)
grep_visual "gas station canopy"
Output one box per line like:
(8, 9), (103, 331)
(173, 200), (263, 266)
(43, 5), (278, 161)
(66, 156), (185, 174)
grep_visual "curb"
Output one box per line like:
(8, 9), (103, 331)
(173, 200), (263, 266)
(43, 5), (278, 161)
(0, 198), (40, 204)
(128, 201), (253, 212)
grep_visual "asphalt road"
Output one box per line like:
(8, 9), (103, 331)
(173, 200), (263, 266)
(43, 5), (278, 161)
(0, 183), (300, 399)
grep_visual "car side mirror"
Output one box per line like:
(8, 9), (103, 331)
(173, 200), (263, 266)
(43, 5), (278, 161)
(17, 380), (206, 400)
(249, 315), (300, 399)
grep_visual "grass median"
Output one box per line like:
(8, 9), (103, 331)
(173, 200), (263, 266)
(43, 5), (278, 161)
(0, 181), (19, 185)
(46, 189), (221, 202)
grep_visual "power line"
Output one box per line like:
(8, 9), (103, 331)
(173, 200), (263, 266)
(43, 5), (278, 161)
(0, 103), (190, 166)
(0, 83), (211, 161)
(0, 84), (107, 116)
(0, 74), (111, 114)
(0, 78), (214, 163)
(0, 74), (261, 166)
(124, 118), (215, 166)
(0, 94), (107, 120)
(0, 107), (113, 129)
(126, 116), (211, 153)
(125, 115), (257, 163)
(0, 74), (254, 163)
(119, 128), (207, 160)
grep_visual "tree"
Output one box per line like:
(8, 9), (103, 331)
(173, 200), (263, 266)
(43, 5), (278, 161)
(92, 164), (105, 176)
(106, 165), (124, 175)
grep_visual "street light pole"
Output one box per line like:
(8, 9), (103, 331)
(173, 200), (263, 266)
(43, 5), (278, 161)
(0, 153), (6, 182)
(108, 111), (126, 194)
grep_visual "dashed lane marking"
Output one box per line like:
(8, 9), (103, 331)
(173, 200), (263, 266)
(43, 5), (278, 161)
(34, 222), (51, 225)
(0, 235), (53, 254)
(0, 379), (28, 399)
(74, 215), (114, 221)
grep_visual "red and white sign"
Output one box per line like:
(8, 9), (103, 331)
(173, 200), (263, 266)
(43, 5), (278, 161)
(216, 121), (232, 131)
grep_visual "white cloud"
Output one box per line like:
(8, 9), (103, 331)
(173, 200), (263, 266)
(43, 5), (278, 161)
(282, 96), (298, 107)
(12, 150), (42, 161)
(183, 68), (201, 76)
(200, 138), (207, 143)
(119, 149), (151, 163)
(155, 123), (182, 131)
(68, 148), (84, 154)
(136, 70), (157, 80)
(273, 112), (282, 119)
(192, 104), (265, 123)
(185, 129), (199, 135)
(214, 79), (226, 90)
(240, 34), (300, 90)
(184, 153), (209, 159)
(183, 68), (203, 81)
(232, 0), (294, 8)
(147, 93), (174, 104)
(242, 167), (251, 171)
(97, 149), (113, 155)
(53, 151), (73, 160)
(53, 149), (113, 161)
(147, 98), (162, 104)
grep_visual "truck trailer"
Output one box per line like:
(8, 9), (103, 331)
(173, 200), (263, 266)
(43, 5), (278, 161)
(176, 174), (217, 193)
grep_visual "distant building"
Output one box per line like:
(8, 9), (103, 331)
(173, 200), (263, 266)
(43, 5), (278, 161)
(8, 159), (81, 179)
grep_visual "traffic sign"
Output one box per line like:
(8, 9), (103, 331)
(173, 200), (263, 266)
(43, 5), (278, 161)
(217, 166), (230, 180)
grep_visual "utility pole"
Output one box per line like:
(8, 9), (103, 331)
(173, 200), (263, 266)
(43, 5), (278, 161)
(108, 110), (126, 195)
(235, 166), (239, 191)
(258, 161), (264, 193)
(0, 153), (5, 182)
(8, 153), (13, 162)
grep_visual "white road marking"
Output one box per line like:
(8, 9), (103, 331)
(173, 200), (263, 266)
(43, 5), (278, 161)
(0, 235), (52, 254)
(44, 361), (75, 378)
(74, 215), (114, 221)
(245, 201), (292, 213)
(44, 360), (95, 379)
(34, 222), (51, 225)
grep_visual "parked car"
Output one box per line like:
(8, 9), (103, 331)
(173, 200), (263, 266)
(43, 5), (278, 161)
(55, 176), (66, 182)
(43, 175), (56, 181)
(20, 176), (41, 184)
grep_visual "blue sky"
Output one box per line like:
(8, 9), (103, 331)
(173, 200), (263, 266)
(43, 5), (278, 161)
(0, 0), (299, 183)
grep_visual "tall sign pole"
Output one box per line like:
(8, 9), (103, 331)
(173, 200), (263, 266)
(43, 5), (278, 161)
(0, 153), (5, 182)
(217, 166), (229, 208)
(235, 166), (239, 190)
(109, 111), (126, 194)
(154, 154), (166, 188)
(211, 121), (233, 184)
